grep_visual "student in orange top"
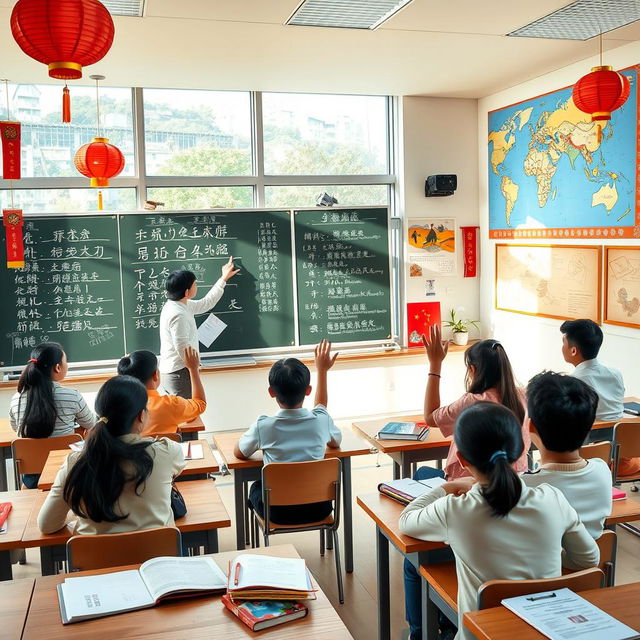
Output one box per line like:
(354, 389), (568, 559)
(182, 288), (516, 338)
(117, 347), (206, 437)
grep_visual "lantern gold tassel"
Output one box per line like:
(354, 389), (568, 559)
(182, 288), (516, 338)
(62, 85), (70, 123)
(97, 190), (103, 211)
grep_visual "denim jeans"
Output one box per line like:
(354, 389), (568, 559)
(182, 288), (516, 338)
(403, 466), (446, 640)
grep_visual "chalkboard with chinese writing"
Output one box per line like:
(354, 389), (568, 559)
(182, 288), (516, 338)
(0, 215), (125, 367)
(294, 207), (391, 345)
(119, 210), (295, 354)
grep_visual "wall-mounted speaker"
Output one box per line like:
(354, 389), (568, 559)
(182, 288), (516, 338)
(425, 174), (457, 197)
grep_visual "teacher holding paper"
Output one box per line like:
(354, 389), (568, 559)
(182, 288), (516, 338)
(159, 257), (239, 398)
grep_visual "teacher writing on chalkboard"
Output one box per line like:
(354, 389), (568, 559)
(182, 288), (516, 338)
(159, 257), (240, 398)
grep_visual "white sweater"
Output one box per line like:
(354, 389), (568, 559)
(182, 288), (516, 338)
(399, 481), (599, 640)
(159, 277), (225, 374)
(521, 459), (612, 538)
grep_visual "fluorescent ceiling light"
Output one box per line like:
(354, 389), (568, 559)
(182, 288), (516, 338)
(286, 0), (414, 30)
(508, 0), (640, 40)
(102, 0), (145, 17)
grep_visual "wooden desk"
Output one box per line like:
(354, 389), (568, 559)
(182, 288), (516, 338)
(0, 418), (16, 492)
(352, 414), (451, 479)
(606, 497), (640, 526)
(0, 577), (35, 639)
(213, 428), (373, 573)
(0, 490), (39, 581)
(591, 396), (640, 432)
(357, 492), (451, 640)
(22, 479), (230, 575)
(178, 416), (205, 441)
(22, 544), (353, 640)
(37, 440), (219, 490)
(464, 582), (640, 640)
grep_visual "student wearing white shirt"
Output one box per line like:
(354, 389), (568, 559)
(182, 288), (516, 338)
(522, 371), (611, 539)
(159, 257), (239, 398)
(234, 340), (342, 525)
(399, 402), (599, 640)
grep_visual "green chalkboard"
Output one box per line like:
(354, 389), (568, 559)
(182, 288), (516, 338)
(294, 207), (392, 345)
(119, 210), (295, 354)
(0, 215), (126, 367)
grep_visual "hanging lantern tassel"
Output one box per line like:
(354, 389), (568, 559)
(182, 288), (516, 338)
(97, 190), (103, 210)
(62, 85), (71, 123)
(3, 209), (25, 269)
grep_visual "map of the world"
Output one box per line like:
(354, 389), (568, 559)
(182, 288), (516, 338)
(488, 65), (639, 239)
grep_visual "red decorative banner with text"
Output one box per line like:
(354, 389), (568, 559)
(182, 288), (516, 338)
(0, 121), (21, 179)
(3, 209), (24, 269)
(461, 226), (479, 278)
(407, 301), (441, 348)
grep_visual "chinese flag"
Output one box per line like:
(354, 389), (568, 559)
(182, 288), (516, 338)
(407, 302), (441, 348)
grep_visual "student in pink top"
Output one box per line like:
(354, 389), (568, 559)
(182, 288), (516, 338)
(421, 325), (528, 480)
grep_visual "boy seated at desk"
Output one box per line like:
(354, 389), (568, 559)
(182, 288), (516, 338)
(523, 371), (612, 538)
(117, 347), (206, 437)
(561, 319), (640, 475)
(233, 339), (342, 525)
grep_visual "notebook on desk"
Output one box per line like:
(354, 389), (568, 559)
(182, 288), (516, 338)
(378, 477), (446, 505)
(377, 422), (429, 440)
(623, 402), (640, 416)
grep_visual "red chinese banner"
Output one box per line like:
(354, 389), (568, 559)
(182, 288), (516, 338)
(0, 121), (21, 179)
(461, 226), (479, 278)
(407, 301), (441, 348)
(3, 209), (24, 269)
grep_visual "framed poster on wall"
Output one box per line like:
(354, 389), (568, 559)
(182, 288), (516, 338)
(604, 246), (640, 329)
(495, 244), (601, 323)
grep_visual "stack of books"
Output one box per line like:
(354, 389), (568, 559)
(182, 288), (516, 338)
(378, 477), (447, 505)
(377, 421), (430, 440)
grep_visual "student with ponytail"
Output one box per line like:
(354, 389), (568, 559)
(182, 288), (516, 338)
(420, 325), (529, 480)
(9, 343), (96, 488)
(37, 375), (185, 535)
(399, 402), (599, 640)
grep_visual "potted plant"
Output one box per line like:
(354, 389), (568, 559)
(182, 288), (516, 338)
(443, 308), (479, 346)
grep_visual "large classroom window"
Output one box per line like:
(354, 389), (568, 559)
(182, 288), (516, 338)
(0, 85), (395, 212)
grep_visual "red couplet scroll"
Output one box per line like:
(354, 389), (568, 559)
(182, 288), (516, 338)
(3, 209), (24, 268)
(460, 226), (479, 278)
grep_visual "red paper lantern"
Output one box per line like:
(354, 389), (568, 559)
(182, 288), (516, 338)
(74, 137), (124, 187)
(573, 65), (630, 121)
(10, 0), (115, 80)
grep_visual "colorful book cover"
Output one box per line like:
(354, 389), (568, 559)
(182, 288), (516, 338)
(407, 302), (441, 348)
(222, 594), (308, 631)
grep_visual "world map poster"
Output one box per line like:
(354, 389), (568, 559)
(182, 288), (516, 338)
(488, 65), (639, 239)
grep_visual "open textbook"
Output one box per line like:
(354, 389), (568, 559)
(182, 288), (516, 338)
(58, 556), (227, 624)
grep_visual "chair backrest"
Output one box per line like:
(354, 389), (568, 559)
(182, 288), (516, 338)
(12, 434), (83, 477)
(477, 568), (604, 610)
(262, 458), (341, 507)
(66, 527), (182, 572)
(579, 441), (612, 465)
(152, 432), (182, 443)
(613, 420), (640, 478)
(596, 529), (617, 584)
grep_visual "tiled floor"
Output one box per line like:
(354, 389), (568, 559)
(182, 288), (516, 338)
(11, 435), (640, 640)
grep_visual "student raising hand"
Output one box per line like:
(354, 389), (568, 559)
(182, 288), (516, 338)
(314, 339), (338, 412)
(422, 323), (449, 369)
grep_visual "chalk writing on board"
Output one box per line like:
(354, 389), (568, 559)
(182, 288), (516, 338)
(295, 208), (391, 345)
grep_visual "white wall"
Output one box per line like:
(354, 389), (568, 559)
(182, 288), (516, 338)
(478, 40), (640, 391)
(0, 95), (481, 430)
(400, 96), (480, 338)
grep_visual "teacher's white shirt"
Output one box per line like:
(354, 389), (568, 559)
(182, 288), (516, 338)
(159, 278), (226, 374)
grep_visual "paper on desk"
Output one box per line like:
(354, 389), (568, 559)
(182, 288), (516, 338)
(502, 588), (640, 640)
(197, 313), (227, 348)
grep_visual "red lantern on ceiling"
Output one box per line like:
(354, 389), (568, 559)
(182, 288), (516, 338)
(10, 0), (115, 81)
(573, 65), (630, 122)
(74, 137), (124, 187)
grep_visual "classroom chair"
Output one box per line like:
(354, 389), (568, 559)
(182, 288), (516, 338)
(595, 529), (617, 587)
(12, 434), (82, 490)
(250, 458), (344, 604)
(66, 527), (182, 572)
(477, 567), (605, 609)
(613, 420), (640, 488)
(579, 441), (612, 466)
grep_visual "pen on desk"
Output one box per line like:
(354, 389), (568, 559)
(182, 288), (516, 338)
(186, 441), (191, 459)
(526, 593), (557, 602)
(234, 562), (241, 586)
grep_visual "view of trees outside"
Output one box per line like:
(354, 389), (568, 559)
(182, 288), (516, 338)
(0, 85), (392, 212)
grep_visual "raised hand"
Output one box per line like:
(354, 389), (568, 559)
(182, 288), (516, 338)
(221, 256), (241, 281)
(421, 323), (449, 367)
(314, 339), (339, 373)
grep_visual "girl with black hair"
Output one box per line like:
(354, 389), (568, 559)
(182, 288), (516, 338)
(421, 324), (529, 480)
(9, 343), (96, 488)
(37, 375), (185, 535)
(400, 402), (599, 640)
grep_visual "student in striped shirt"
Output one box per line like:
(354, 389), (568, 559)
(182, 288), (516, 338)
(9, 342), (95, 488)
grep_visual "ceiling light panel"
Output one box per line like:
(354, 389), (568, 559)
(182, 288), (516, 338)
(286, 0), (414, 30)
(508, 0), (640, 40)
(102, 0), (145, 17)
